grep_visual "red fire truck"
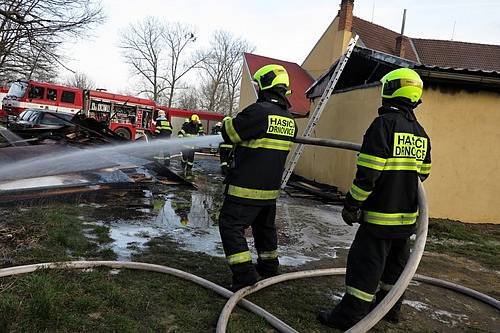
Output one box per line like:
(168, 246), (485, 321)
(1, 80), (224, 139)
(0, 86), (9, 116)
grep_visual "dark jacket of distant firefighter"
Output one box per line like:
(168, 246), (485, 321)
(154, 116), (172, 138)
(178, 120), (204, 137)
(346, 101), (432, 238)
(220, 90), (297, 206)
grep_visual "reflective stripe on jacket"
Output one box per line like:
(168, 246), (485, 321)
(221, 91), (296, 206)
(346, 104), (431, 238)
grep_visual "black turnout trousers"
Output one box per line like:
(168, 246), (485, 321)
(218, 199), (278, 275)
(335, 225), (410, 321)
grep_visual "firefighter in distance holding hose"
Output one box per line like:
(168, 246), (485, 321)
(153, 110), (173, 166)
(319, 68), (432, 329)
(178, 114), (204, 171)
(218, 64), (297, 291)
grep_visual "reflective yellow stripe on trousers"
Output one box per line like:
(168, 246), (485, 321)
(227, 185), (280, 200)
(227, 251), (252, 265)
(346, 286), (374, 302)
(258, 250), (278, 260)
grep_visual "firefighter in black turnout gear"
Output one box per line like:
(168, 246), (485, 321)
(153, 110), (173, 166)
(178, 114), (204, 171)
(212, 121), (233, 175)
(218, 64), (296, 290)
(319, 68), (432, 330)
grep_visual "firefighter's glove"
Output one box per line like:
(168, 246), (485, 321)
(341, 204), (362, 226)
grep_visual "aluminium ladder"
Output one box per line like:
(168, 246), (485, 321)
(281, 35), (359, 189)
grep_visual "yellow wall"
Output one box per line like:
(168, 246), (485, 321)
(295, 86), (500, 224)
(294, 86), (380, 191)
(301, 16), (353, 79)
(417, 88), (500, 223)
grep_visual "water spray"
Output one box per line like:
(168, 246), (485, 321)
(0, 135), (223, 182)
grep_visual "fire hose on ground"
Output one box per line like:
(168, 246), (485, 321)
(0, 136), (498, 333)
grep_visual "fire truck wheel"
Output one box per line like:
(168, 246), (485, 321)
(114, 127), (131, 140)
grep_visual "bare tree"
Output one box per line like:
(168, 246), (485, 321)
(120, 19), (203, 106)
(175, 88), (199, 110)
(120, 17), (167, 103)
(0, 0), (105, 84)
(64, 72), (96, 90)
(197, 30), (253, 115)
(161, 22), (204, 107)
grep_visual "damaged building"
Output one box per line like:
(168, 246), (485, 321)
(239, 0), (500, 223)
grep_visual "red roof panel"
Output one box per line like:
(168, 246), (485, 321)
(243, 53), (314, 117)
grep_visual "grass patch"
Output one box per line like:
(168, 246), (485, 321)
(0, 204), (116, 267)
(426, 218), (500, 270)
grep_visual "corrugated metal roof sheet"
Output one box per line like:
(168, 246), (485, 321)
(243, 53), (314, 117)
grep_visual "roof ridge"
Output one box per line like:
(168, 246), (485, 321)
(243, 52), (301, 67)
(354, 15), (500, 48)
(411, 37), (500, 48)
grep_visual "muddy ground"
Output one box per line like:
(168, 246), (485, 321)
(0, 156), (498, 332)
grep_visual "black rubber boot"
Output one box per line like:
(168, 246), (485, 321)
(370, 290), (403, 323)
(318, 308), (355, 330)
(256, 259), (279, 279)
(229, 263), (259, 292)
(318, 294), (371, 330)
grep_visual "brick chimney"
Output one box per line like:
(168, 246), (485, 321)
(338, 0), (354, 31)
(395, 9), (407, 58)
(395, 36), (407, 58)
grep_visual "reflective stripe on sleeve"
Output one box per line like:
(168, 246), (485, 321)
(258, 250), (278, 260)
(364, 211), (418, 225)
(346, 286), (375, 302)
(224, 118), (242, 144)
(220, 144), (233, 148)
(419, 163), (432, 175)
(239, 138), (292, 151)
(349, 184), (372, 202)
(227, 251), (252, 265)
(227, 185), (280, 200)
(357, 153), (387, 171)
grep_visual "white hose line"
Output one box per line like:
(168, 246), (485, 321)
(216, 268), (347, 333)
(217, 180), (428, 333)
(413, 274), (500, 311)
(0, 261), (297, 333)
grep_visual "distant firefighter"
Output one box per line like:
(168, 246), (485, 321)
(153, 110), (172, 166)
(178, 114), (204, 171)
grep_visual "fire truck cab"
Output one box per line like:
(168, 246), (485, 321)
(1, 80), (82, 123)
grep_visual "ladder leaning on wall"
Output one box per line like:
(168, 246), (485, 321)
(281, 34), (359, 190)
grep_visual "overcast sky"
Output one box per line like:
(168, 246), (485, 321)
(62, 0), (500, 92)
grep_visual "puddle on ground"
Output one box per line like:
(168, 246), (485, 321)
(403, 300), (471, 327)
(95, 157), (357, 266)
